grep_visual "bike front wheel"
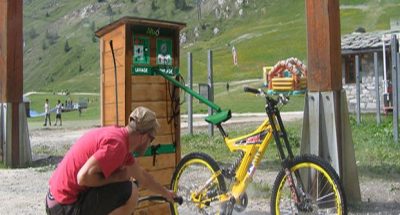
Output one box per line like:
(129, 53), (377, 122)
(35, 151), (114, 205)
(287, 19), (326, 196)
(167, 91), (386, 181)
(170, 152), (227, 215)
(271, 154), (347, 214)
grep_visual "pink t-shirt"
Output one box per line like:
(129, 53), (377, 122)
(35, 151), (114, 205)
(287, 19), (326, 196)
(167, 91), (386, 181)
(49, 126), (135, 204)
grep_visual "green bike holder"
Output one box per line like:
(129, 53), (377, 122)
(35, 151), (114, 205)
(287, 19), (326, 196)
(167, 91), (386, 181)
(134, 144), (176, 157)
(152, 67), (232, 125)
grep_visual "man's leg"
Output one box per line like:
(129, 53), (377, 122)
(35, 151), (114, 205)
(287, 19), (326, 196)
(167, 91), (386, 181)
(79, 181), (137, 215)
(109, 181), (139, 215)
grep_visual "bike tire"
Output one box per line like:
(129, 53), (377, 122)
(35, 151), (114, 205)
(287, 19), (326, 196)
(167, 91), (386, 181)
(170, 152), (227, 215)
(271, 154), (347, 214)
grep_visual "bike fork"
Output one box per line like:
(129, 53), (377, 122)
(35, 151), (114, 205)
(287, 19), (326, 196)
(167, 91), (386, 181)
(284, 168), (301, 204)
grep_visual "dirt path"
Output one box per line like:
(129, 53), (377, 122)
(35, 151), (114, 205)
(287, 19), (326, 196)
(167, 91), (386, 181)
(1, 116), (400, 214)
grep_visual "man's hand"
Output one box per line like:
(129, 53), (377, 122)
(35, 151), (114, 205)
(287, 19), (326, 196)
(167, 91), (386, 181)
(128, 162), (177, 202)
(162, 189), (177, 203)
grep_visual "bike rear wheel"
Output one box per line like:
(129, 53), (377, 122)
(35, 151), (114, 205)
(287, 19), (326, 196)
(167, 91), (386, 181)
(170, 152), (227, 215)
(271, 154), (347, 214)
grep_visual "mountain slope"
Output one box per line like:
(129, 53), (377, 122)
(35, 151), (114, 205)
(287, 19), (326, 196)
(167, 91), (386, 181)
(22, 0), (400, 92)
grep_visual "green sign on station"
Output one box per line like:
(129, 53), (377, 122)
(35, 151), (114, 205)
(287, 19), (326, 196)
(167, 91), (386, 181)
(133, 36), (150, 65)
(156, 38), (173, 66)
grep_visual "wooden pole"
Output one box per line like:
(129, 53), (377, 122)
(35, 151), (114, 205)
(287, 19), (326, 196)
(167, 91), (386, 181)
(305, 0), (342, 92)
(303, 0), (361, 202)
(0, 0), (23, 167)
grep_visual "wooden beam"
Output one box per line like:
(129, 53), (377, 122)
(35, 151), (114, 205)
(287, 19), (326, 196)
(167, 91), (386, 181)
(0, 0), (23, 167)
(306, 0), (342, 91)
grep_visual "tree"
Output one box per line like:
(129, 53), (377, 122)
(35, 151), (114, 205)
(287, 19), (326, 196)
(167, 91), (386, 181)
(174, 0), (187, 10)
(46, 30), (59, 45)
(90, 21), (96, 32)
(151, 0), (158, 10)
(64, 40), (71, 53)
(106, 4), (114, 16)
(42, 40), (48, 50)
(92, 34), (97, 43)
(175, 0), (193, 10)
(28, 28), (39, 39)
(106, 4), (114, 22)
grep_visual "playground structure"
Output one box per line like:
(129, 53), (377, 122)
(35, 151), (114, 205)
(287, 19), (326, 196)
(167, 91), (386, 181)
(264, 57), (307, 94)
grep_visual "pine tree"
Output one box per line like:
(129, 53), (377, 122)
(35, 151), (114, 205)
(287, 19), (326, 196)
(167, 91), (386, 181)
(64, 40), (71, 52)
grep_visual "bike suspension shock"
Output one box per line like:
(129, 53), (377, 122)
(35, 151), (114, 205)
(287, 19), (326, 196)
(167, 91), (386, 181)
(222, 151), (244, 179)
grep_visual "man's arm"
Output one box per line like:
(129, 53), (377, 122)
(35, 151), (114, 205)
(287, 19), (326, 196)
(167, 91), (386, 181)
(77, 155), (129, 187)
(128, 161), (176, 201)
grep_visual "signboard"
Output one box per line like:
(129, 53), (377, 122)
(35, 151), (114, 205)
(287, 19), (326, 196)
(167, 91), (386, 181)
(133, 36), (150, 65)
(132, 66), (153, 75)
(131, 26), (177, 76)
(156, 38), (173, 66)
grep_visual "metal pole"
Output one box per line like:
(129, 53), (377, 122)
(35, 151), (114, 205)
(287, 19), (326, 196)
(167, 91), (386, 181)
(187, 52), (193, 135)
(0, 83), (3, 162)
(383, 35), (388, 94)
(207, 50), (214, 136)
(355, 55), (361, 124)
(391, 35), (398, 142)
(398, 52), (400, 120)
(374, 52), (381, 124)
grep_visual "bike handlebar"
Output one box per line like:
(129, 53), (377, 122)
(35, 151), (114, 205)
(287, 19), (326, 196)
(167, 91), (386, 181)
(243, 86), (261, 94)
(243, 86), (289, 106)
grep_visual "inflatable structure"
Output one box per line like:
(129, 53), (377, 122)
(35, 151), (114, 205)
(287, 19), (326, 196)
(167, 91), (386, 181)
(265, 57), (307, 94)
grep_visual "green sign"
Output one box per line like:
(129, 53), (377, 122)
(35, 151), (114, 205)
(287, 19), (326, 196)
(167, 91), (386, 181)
(132, 66), (153, 75)
(158, 67), (179, 76)
(156, 38), (173, 65)
(133, 36), (150, 65)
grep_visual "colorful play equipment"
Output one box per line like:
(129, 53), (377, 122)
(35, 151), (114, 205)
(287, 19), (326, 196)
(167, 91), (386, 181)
(264, 57), (307, 94)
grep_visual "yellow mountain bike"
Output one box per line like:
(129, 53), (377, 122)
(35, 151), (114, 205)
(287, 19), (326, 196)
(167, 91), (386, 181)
(170, 86), (346, 214)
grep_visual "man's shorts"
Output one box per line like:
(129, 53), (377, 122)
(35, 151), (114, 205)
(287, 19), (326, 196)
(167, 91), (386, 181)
(46, 181), (134, 215)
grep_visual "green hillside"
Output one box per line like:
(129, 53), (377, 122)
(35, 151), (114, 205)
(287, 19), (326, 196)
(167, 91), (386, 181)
(22, 0), (400, 92)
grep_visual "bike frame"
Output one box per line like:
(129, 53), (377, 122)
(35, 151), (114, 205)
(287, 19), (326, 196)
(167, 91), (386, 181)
(213, 96), (296, 203)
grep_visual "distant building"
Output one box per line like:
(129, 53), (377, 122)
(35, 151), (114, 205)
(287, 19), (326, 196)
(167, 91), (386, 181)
(341, 29), (400, 112)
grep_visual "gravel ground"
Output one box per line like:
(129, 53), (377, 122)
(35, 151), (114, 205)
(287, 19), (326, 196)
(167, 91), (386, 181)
(1, 116), (400, 214)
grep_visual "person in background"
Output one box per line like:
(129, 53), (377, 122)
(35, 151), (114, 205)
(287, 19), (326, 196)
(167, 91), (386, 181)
(54, 100), (63, 126)
(45, 106), (176, 215)
(43, 98), (51, 126)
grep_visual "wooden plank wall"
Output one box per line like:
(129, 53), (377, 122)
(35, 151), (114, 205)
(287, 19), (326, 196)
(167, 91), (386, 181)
(100, 24), (127, 126)
(132, 75), (179, 215)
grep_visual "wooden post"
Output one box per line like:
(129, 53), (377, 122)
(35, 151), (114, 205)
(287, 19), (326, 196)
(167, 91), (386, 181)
(305, 0), (342, 91)
(302, 0), (361, 202)
(0, 0), (24, 167)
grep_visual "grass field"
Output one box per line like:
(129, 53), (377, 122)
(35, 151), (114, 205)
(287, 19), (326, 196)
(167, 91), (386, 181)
(181, 114), (400, 179)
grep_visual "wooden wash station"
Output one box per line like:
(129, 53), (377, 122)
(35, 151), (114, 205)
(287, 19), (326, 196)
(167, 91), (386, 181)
(95, 17), (186, 214)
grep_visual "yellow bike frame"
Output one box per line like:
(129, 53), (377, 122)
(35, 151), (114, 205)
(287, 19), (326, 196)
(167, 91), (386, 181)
(216, 115), (282, 203)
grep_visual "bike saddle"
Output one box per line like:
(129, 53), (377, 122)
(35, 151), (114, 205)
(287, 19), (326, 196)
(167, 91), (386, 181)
(205, 109), (232, 125)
